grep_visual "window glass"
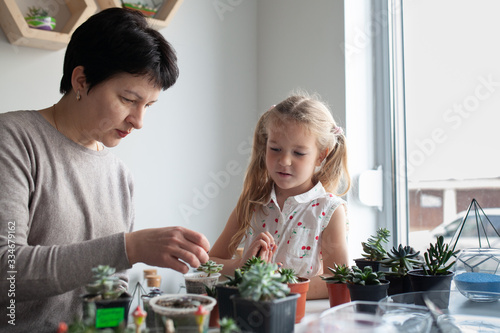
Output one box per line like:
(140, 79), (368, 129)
(403, 0), (500, 253)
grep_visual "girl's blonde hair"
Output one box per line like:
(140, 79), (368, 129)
(228, 93), (351, 253)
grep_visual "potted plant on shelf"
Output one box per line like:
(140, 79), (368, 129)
(278, 267), (310, 323)
(408, 235), (459, 308)
(149, 294), (217, 333)
(354, 228), (390, 271)
(321, 263), (352, 307)
(121, 1), (159, 17)
(381, 244), (422, 295)
(231, 262), (299, 333)
(184, 260), (223, 294)
(24, 6), (56, 31)
(81, 265), (132, 330)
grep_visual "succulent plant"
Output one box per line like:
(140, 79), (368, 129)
(347, 266), (385, 286)
(85, 265), (125, 300)
(241, 256), (265, 273)
(26, 6), (49, 17)
(278, 268), (298, 284)
(422, 235), (459, 276)
(197, 260), (223, 277)
(381, 244), (422, 277)
(361, 228), (390, 261)
(321, 263), (352, 283)
(238, 262), (289, 301)
(223, 268), (244, 287)
(219, 317), (241, 333)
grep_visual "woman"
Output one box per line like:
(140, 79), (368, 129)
(0, 8), (209, 332)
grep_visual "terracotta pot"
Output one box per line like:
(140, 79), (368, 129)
(209, 303), (220, 328)
(326, 282), (350, 307)
(288, 277), (310, 323)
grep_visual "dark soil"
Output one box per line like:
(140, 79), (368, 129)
(157, 296), (212, 309)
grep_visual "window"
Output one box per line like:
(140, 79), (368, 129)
(394, 0), (500, 253)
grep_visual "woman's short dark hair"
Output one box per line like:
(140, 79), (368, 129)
(60, 8), (179, 95)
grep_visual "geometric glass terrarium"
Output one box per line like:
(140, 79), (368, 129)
(454, 248), (500, 302)
(449, 199), (500, 252)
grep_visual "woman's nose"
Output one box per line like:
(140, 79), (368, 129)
(126, 106), (146, 129)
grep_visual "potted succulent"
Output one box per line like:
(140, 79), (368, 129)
(408, 235), (459, 308)
(231, 262), (299, 333)
(381, 244), (422, 295)
(81, 265), (132, 330)
(354, 228), (390, 271)
(278, 267), (310, 323)
(321, 263), (352, 307)
(24, 6), (56, 31)
(215, 256), (263, 322)
(149, 294), (217, 333)
(346, 266), (389, 303)
(184, 260), (223, 294)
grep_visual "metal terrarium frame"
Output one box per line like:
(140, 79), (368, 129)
(450, 198), (500, 252)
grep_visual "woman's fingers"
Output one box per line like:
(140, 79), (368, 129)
(125, 227), (210, 272)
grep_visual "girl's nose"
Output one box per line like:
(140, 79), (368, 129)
(279, 153), (292, 166)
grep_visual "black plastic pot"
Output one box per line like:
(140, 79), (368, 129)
(231, 293), (300, 333)
(347, 280), (389, 313)
(81, 292), (132, 329)
(354, 258), (389, 272)
(215, 284), (240, 322)
(386, 274), (412, 295)
(408, 269), (454, 309)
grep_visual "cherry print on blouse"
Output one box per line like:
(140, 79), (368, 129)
(300, 245), (312, 258)
(311, 200), (320, 207)
(297, 221), (306, 229)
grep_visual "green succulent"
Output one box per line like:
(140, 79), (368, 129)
(197, 260), (223, 277)
(241, 256), (265, 273)
(361, 228), (390, 261)
(278, 268), (298, 284)
(238, 262), (289, 301)
(85, 265), (125, 300)
(321, 263), (352, 283)
(348, 266), (385, 286)
(381, 244), (422, 277)
(219, 317), (241, 333)
(26, 6), (49, 17)
(422, 235), (459, 276)
(224, 268), (244, 287)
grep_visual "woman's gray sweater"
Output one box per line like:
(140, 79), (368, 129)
(0, 111), (134, 332)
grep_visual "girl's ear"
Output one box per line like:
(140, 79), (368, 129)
(71, 66), (87, 95)
(317, 148), (329, 166)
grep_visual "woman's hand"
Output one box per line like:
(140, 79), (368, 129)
(241, 231), (277, 263)
(125, 226), (210, 273)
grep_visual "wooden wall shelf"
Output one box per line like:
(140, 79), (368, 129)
(96, 0), (183, 30)
(0, 0), (182, 51)
(0, 0), (97, 50)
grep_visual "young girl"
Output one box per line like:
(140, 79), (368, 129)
(209, 93), (350, 299)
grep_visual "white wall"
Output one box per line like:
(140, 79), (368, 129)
(0, 0), (347, 294)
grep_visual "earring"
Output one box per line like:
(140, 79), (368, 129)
(76, 90), (81, 101)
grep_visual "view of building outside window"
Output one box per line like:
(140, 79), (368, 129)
(403, 0), (500, 254)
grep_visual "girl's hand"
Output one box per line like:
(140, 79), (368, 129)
(241, 231), (277, 263)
